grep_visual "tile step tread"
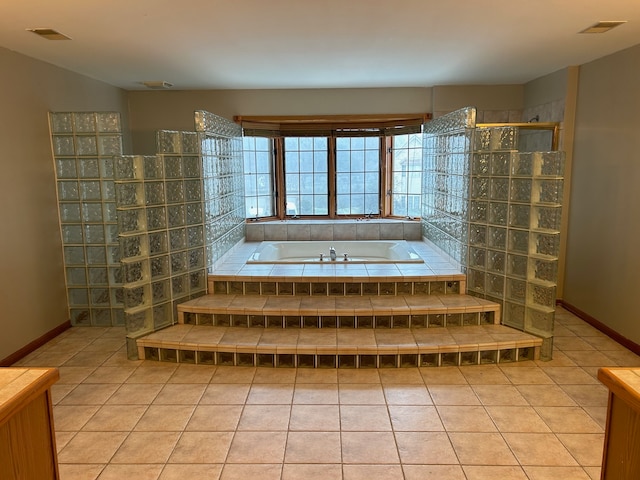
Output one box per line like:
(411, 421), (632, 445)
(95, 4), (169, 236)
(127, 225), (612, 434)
(208, 272), (467, 282)
(178, 293), (499, 316)
(137, 324), (540, 355)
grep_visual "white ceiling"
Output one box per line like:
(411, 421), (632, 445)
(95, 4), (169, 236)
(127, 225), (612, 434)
(1, 0), (639, 91)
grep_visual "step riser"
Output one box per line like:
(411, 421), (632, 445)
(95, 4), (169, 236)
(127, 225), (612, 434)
(180, 311), (497, 328)
(138, 347), (540, 368)
(209, 279), (465, 296)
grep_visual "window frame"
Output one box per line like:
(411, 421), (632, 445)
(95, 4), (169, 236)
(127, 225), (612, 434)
(236, 114), (431, 221)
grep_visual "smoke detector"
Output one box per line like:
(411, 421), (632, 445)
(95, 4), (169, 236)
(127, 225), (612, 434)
(141, 81), (174, 89)
(27, 28), (71, 40)
(579, 21), (627, 34)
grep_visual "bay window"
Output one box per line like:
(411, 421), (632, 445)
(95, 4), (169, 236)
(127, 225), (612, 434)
(237, 114), (430, 220)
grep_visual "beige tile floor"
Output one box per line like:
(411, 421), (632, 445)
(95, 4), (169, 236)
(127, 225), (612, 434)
(13, 306), (640, 480)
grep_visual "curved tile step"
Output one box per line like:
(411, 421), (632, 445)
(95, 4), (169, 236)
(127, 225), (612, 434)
(177, 294), (501, 328)
(136, 324), (542, 368)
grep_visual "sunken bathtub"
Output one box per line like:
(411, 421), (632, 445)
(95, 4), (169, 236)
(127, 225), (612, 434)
(247, 240), (424, 264)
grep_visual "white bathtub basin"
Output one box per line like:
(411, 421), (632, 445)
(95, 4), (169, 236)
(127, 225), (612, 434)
(246, 240), (424, 264)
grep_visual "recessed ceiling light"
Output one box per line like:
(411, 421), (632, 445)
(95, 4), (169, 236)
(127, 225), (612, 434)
(27, 28), (71, 40)
(579, 21), (627, 34)
(140, 81), (174, 89)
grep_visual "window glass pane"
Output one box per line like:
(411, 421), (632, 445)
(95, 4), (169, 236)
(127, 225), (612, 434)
(391, 133), (423, 217)
(350, 150), (364, 172)
(365, 150), (379, 170)
(256, 152), (271, 173)
(365, 172), (379, 191)
(285, 137), (299, 150)
(314, 176), (328, 194)
(285, 151), (299, 172)
(407, 172), (422, 194)
(314, 152), (328, 172)
(337, 195), (350, 213)
(283, 137), (328, 216)
(336, 173), (351, 194)
(314, 197), (328, 215)
(299, 195), (314, 214)
(351, 137), (364, 149)
(351, 173), (364, 193)
(286, 173), (299, 193)
(336, 137), (350, 149)
(299, 137), (314, 150)
(336, 151), (350, 172)
(243, 136), (274, 218)
(299, 151), (314, 172)
(245, 175), (257, 196)
(365, 137), (379, 149)
(285, 200), (297, 215)
(335, 136), (379, 215)
(365, 194), (378, 214)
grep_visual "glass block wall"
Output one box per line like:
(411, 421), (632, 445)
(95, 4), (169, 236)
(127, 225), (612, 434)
(194, 111), (245, 271)
(114, 133), (207, 347)
(467, 143), (564, 359)
(421, 107), (476, 267)
(114, 111), (244, 355)
(49, 112), (125, 326)
(422, 108), (564, 360)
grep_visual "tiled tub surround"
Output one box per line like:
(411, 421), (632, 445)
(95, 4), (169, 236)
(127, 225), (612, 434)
(136, 241), (544, 367)
(246, 240), (424, 264)
(207, 240), (462, 279)
(246, 219), (422, 242)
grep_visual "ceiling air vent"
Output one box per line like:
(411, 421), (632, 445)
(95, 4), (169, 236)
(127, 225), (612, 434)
(27, 28), (71, 40)
(141, 81), (174, 89)
(579, 21), (627, 34)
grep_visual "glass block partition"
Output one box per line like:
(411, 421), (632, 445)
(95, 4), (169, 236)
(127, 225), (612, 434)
(421, 107), (476, 266)
(114, 111), (244, 356)
(422, 108), (564, 359)
(194, 111), (245, 271)
(49, 112), (124, 326)
(114, 135), (207, 347)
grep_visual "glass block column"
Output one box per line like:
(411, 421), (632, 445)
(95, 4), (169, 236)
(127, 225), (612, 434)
(114, 111), (244, 357)
(49, 112), (124, 326)
(466, 130), (564, 359)
(114, 134), (207, 345)
(422, 108), (564, 360)
(422, 107), (476, 266)
(194, 111), (245, 271)
(466, 125), (521, 306)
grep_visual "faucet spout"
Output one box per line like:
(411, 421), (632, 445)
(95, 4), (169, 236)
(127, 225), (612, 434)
(329, 246), (337, 261)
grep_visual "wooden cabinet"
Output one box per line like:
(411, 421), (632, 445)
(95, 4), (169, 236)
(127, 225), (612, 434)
(598, 367), (640, 480)
(0, 368), (60, 480)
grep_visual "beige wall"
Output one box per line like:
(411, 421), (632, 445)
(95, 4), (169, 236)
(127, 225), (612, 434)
(564, 44), (640, 343)
(523, 68), (568, 114)
(431, 84), (524, 121)
(128, 85), (530, 154)
(523, 67), (579, 298)
(128, 87), (433, 154)
(0, 47), (129, 361)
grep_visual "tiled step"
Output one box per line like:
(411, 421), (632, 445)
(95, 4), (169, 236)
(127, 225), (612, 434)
(136, 324), (542, 367)
(177, 293), (500, 328)
(207, 275), (467, 296)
